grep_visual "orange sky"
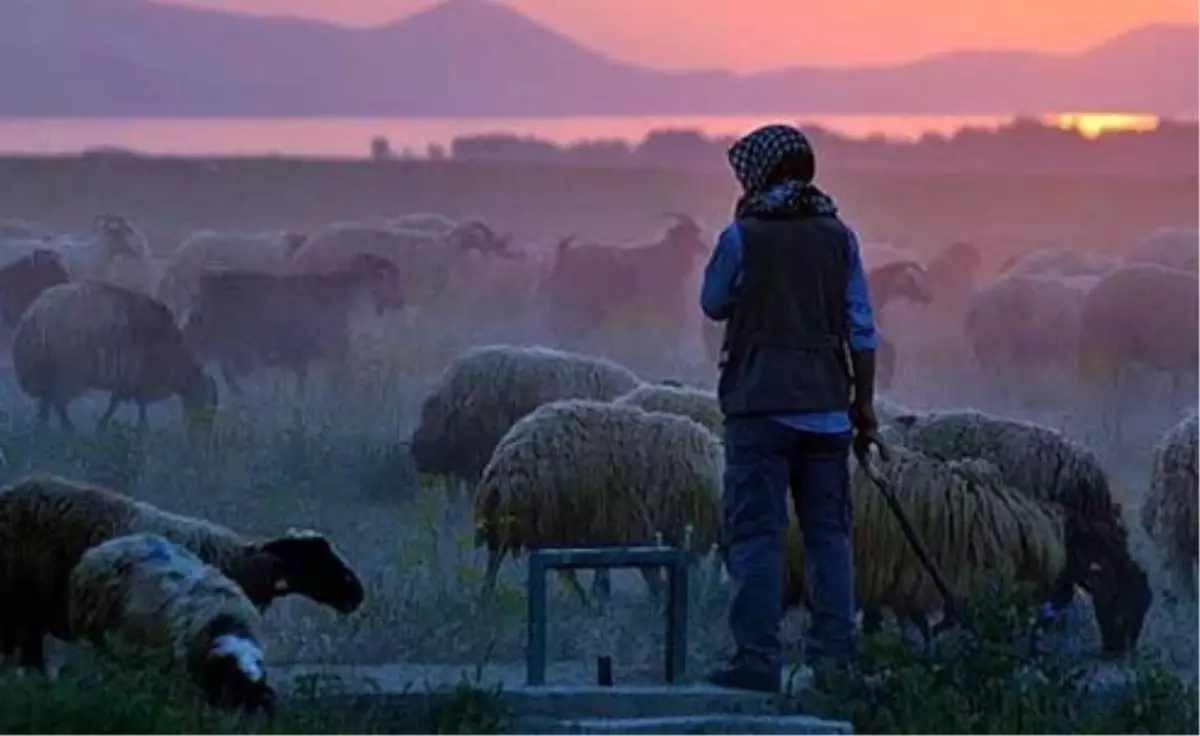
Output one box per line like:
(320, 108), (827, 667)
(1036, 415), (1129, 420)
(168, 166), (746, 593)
(163, 0), (1198, 71)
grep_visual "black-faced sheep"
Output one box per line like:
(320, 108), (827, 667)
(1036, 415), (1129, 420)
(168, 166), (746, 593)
(1141, 413), (1198, 598)
(613, 383), (723, 436)
(784, 447), (1150, 656)
(68, 533), (276, 713)
(12, 281), (218, 432)
(474, 399), (722, 603)
(0, 474), (365, 673)
(410, 344), (642, 485)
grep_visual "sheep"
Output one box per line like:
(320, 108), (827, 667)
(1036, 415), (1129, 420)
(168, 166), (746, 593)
(964, 273), (1097, 388)
(540, 215), (707, 346)
(613, 383), (723, 436)
(888, 409), (1124, 532)
(292, 220), (512, 304)
(11, 281), (218, 433)
(410, 344), (642, 485)
(0, 248), (70, 334)
(56, 213), (157, 294)
(67, 534), (275, 713)
(1141, 413), (1199, 598)
(0, 474), (365, 673)
(859, 242), (923, 271)
(181, 253), (404, 397)
(999, 248), (1118, 278)
(1077, 264), (1198, 439)
(156, 229), (307, 315)
(474, 399), (723, 604)
(1124, 226), (1199, 273)
(783, 447), (1149, 656)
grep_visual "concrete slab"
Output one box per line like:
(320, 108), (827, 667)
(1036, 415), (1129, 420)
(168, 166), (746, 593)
(543, 715), (854, 735)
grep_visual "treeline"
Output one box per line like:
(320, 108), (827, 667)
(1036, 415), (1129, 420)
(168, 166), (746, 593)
(439, 118), (1198, 177)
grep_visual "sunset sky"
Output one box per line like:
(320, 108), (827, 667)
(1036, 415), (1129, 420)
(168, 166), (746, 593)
(163, 0), (1198, 71)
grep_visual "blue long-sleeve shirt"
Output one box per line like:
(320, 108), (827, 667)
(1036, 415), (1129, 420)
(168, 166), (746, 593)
(700, 222), (879, 434)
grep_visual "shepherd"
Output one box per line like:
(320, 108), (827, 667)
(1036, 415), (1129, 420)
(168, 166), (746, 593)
(701, 124), (880, 693)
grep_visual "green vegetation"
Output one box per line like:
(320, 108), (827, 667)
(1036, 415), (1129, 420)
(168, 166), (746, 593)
(805, 582), (1199, 735)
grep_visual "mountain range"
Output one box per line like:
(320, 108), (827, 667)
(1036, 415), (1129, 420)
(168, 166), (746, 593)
(0, 0), (1194, 117)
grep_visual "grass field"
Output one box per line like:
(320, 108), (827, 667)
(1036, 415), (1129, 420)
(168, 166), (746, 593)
(0, 154), (1195, 732)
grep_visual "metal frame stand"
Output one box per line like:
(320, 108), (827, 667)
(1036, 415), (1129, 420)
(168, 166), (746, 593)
(525, 546), (689, 686)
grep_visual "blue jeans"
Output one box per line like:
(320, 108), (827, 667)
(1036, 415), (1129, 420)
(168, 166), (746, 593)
(722, 417), (856, 673)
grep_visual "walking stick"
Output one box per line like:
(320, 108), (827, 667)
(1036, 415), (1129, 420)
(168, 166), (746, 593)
(853, 434), (959, 630)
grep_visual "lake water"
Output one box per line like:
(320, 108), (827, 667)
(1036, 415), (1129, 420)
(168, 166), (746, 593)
(0, 114), (1020, 157)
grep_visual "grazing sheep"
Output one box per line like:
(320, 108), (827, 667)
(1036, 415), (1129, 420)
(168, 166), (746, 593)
(156, 229), (307, 315)
(890, 409), (1124, 532)
(613, 383), (723, 436)
(474, 399), (723, 602)
(541, 215), (707, 346)
(999, 248), (1118, 278)
(1124, 226), (1199, 273)
(410, 344), (642, 484)
(783, 447), (1149, 656)
(68, 534), (275, 713)
(12, 281), (218, 432)
(0, 249), (70, 334)
(1077, 264), (1198, 438)
(181, 253), (404, 396)
(1141, 413), (1199, 597)
(0, 474), (365, 673)
(964, 273), (1097, 385)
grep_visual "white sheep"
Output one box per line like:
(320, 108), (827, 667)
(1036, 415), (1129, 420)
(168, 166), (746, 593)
(68, 533), (275, 713)
(1141, 413), (1199, 598)
(999, 248), (1118, 278)
(964, 273), (1097, 384)
(613, 383), (723, 436)
(474, 399), (723, 603)
(56, 213), (157, 294)
(1124, 226), (1199, 273)
(156, 229), (307, 315)
(11, 281), (218, 432)
(386, 212), (460, 235)
(1077, 263), (1198, 438)
(410, 344), (642, 484)
(0, 474), (365, 673)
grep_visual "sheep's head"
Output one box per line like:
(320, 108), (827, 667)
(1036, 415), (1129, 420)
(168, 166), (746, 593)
(896, 261), (933, 305)
(347, 253), (405, 313)
(450, 221), (518, 260)
(92, 213), (143, 258)
(1064, 516), (1151, 658)
(258, 529), (365, 614)
(197, 632), (276, 715)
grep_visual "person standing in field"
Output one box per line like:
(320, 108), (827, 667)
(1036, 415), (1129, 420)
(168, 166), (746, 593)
(700, 124), (880, 693)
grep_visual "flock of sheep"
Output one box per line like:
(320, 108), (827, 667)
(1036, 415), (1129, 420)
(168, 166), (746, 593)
(0, 210), (1195, 712)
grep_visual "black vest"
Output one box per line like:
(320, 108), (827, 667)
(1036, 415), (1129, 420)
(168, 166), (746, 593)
(718, 215), (853, 417)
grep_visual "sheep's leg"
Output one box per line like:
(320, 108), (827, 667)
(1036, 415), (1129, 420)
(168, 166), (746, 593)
(53, 402), (74, 434)
(96, 394), (123, 430)
(590, 569), (613, 612)
(220, 363), (245, 398)
(137, 401), (149, 430)
(294, 363), (309, 399)
(479, 550), (503, 608)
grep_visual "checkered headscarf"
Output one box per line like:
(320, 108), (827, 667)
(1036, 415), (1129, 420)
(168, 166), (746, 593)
(727, 124), (837, 220)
